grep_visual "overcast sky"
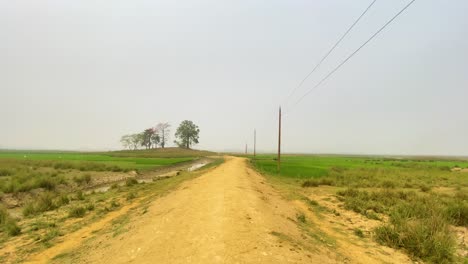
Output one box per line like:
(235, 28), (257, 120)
(1, 0), (467, 155)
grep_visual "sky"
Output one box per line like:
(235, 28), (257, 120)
(1, 0), (467, 155)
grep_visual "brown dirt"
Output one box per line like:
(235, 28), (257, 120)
(24, 197), (144, 264)
(49, 157), (338, 263)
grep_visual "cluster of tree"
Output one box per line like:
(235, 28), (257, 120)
(120, 121), (200, 150)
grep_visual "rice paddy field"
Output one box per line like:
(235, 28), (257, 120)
(0, 151), (196, 172)
(251, 155), (468, 263)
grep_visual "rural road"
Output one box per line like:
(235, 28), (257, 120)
(75, 156), (329, 263)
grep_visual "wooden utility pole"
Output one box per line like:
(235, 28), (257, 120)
(245, 143), (248, 155)
(254, 129), (256, 158)
(277, 106), (282, 172)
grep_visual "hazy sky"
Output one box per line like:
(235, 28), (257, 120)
(1, 0), (467, 155)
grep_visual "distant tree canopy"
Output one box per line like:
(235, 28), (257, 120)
(120, 121), (199, 150)
(156, 122), (170, 149)
(174, 120), (200, 149)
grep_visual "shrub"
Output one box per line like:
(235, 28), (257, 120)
(354, 228), (364, 238)
(75, 190), (85, 201)
(68, 206), (86, 218)
(302, 180), (319, 187)
(375, 216), (455, 263)
(57, 194), (70, 206)
(296, 213), (306, 224)
(86, 203), (95, 211)
(380, 180), (396, 189)
(5, 221), (21, 236)
(22, 203), (36, 217)
(73, 174), (91, 186)
(0, 169), (12, 177)
(420, 184), (431, 192)
(1, 206), (21, 236)
(125, 178), (138, 186)
(36, 177), (56, 191)
(126, 192), (137, 201)
(302, 178), (334, 188)
(445, 201), (468, 227)
(23, 192), (57, 217)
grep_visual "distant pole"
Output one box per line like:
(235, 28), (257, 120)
(245, 143), (248, 155)
(254, 129), (256, 159)
(277, 106), (282, 172)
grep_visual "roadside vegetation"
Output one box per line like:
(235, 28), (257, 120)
(0, 148), (221, 262)
(251, 155), (468, 263)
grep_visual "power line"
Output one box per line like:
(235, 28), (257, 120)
(284, 0), (378, 106)
(287, 0), (417, 114)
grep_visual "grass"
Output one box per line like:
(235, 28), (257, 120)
(250, 154), (468, 263)
(0, 150), (198, 172)
(68, 206), (87, 218)
(0, 206), (21, 237)
(0, 152), (224, 262)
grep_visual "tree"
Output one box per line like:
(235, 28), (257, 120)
(156, 123), (171, 148)
(174, 120), (200, 149)
(130, 133), (143, 150)
(120, 135), (133, 150)
(141, 128), (156, 149)
(151, 132), (160, 149)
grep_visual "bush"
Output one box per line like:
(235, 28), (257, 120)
(445, 201), (468, 227)
(296, 213), (306, 223)
(302, 178), (335, 188)
(420, 184), (431, 192)
(57, 194), (70, 206)
(354, 228), (364, 238)
(68, 206), (86, 218)
(23, 192), (57, 217)
(375, 216), (455, 263)
(75, 190), (85, 201)
(73, 174), (92, 186)
(86, 203), (95, 211)
(126, 192), (137, 201)
(302, 180), (319, 187)
(380, 180), (396, 189)
(1, 206), (21, 236)
(125, 178), (138, 186)
(5, 221), (21, 236)
(36, 177), (56, 191)
(0, 169), (12, 177)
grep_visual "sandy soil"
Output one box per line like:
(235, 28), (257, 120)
(56, 157), (336, 263)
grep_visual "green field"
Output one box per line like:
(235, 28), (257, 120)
(251, 155), (468, 263)
(0, 151), (194, 171)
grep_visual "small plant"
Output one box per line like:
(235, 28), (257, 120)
(5, 221), (21, 236)
(420, 184), (431, 192)
(353, 228), (364, 238)
(302, 180), (319, 187)
(125, 178), (138, 186)
(57, 194), (70, 206)
(75, 190), (85, 201)
(68, 206), (87, 218)
(86, 203), (95, 211)
(296, 213), (306, 224)
(380, 180), (396, 189)
(1, 206), (21, 236)
(126, 192), (137, 201)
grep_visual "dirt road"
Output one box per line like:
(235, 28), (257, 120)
(67, 156), (334, 263)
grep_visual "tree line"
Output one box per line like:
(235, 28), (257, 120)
(120, 121), (200, 150)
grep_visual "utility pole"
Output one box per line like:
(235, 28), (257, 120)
(245, 143), (248, 155)
(254, 129), (256, 159)
(277, 106), (282, 172)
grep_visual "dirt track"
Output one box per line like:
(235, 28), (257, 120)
(68, 156), (333, 263)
